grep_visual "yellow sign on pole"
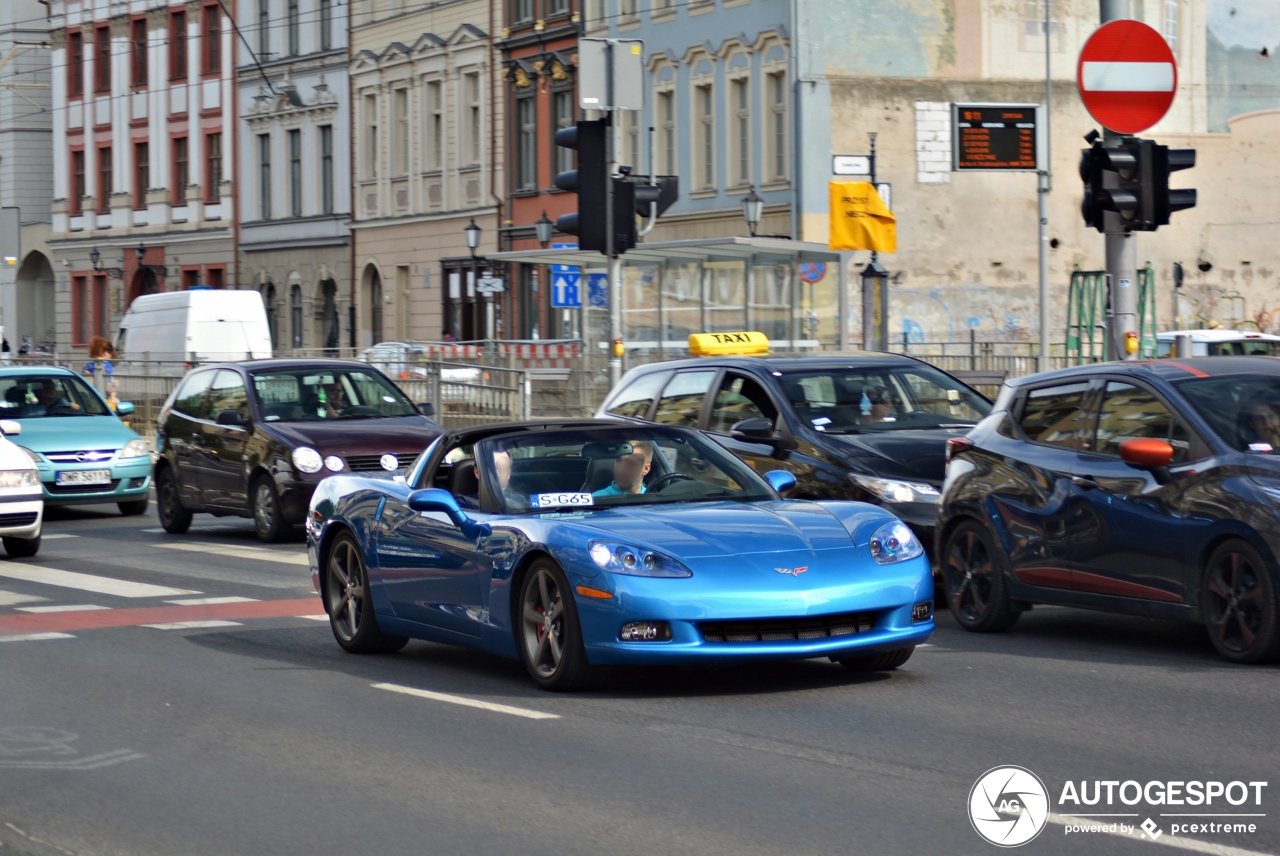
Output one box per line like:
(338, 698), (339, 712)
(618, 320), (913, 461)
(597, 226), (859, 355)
(828, 181), (896, 253)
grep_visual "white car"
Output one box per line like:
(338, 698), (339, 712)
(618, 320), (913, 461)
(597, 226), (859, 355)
(0, 419), (43, 557)
(1156, 329), (1280, 357)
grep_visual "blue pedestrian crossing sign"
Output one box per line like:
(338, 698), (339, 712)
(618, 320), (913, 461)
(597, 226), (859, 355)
(588, 273), (609, 307)
(552, 272), (581, 307)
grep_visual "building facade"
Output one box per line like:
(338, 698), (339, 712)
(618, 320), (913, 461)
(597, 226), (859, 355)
(237, 0), (351, 355)
(349, 1), (502, 346)
(0, 0), (55, 354)
(47, 0), (239, 356)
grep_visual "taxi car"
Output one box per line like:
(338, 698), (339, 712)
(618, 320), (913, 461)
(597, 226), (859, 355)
(154, 359), (442, 541)
(0, 367), (151, 516)
(595, 332), (992, 552)
(939, 356), (1280, 663)
(308, 420), (934, 691)
(0, 418), (43, 557)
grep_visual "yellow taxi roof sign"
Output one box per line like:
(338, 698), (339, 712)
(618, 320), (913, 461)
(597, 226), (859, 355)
(687, 331), (770, 356)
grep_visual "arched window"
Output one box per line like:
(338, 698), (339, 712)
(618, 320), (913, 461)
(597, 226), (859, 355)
(369, 270), (384, 344)
(291, 284), (303, 349)
(321, 279), (339, 355)
(262, 282), (278, 349)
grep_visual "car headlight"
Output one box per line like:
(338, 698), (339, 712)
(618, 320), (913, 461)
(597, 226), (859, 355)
(17, 446), (41, 464)
(292, 446), (323, 474)
(853, 474), (941, 504)
(588, 540), (692, 578)
(0, 469), (39, 489)
(119, 438), (150, 459)
(868, 520), (924, 564)
(323, 455), (345, 472)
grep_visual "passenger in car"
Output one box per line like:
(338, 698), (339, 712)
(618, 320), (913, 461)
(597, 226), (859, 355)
(473, 449), (524, 507)
(1242, 402), (1280, 450)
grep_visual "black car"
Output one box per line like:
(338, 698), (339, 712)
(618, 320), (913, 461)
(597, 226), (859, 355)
(154, 359), (443, 541)
(938, 356), (1280, 664)
(595, 353), (992, 549)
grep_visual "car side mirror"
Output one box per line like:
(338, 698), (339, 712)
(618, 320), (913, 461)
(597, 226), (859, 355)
(0, 419), (20, 437)
(763, 469), (797, 494)
(418, 402), (435, 417)
(1119, 438), (1174, 469)
(408, 487), (491, 538)
(215, 409), (247, 427)
(730, 417), (796, 452)
(115, 401), (135, 416)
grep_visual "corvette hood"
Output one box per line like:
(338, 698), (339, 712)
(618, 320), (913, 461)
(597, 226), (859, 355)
(825, 428), (962, 484)
(567, 501), (861, 560)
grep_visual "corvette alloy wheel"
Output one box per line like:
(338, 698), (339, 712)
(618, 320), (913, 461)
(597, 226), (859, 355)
(325, 532), (406, 654)
(517, 562), (603, 691)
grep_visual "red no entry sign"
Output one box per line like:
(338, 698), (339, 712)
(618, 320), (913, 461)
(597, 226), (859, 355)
(1077, 19), (1177, 135)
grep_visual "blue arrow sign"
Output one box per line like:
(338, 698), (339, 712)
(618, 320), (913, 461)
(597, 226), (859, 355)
(551, 243), (579, 277)
(588, 273), (609, 308)
(551, 272), (582, 308)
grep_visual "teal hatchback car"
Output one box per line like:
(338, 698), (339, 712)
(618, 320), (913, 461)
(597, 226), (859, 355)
(0, 368), (151, 515)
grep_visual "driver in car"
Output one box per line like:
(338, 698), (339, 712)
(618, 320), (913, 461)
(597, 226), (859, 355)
(307, 382), (346, 418)
(32, 380), (80, 414)
(592, 440), (653, 497)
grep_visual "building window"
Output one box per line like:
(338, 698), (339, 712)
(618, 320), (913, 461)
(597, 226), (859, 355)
(513, 0), (534, 25)
(393, 88), (409, 176)
(173, 136), (188, 204)
(620, 0), (637, 18)
(207, 267), (224, 290)
(363, 93), (378, 179)
(93, 274), (108, 339)
(93, 25), (110, 92)
(287, 0), (300, 56)
(291, 285), (304, 349)
(131, 18), (148, 87)
(465, 72), (482, 166)
(257, 0), (270, 57)
(552, 88), (574, 176)
(320, 125), (334, 214)
(695, 83), (714, 189)
(425, 80), (443, 171)
(72, 275), (88, 345)
(289, 129), (302, 217)
(68, 31), (84, 96)
(202, 3), (220, 75)
(257, 133), (271, 219)
(516, 95), (536, 191)
(1163, 0), (1179, 54)
(134, 142), (149, 209)
(205, 132), (222, 203)
(1022, 0), (1058, 37)
(169, 11), (187, 80)
(730, 78), (750, 186)
(766, 71), (788, 181)
(625, 110), (639, 173)
(319, 0), (333, 51)
(368, 272), (383, 344)
(182, 267), (200, 290)
(97, 146), (112, 213)
(70, 150), (85, 216)
(549, 0), (570, 14)
(658, 90), (675, 175)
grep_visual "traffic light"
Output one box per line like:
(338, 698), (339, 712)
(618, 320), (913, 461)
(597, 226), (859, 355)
(553, 119), (608, 253)
(628, 175), (680, 221)
(1147, 146), (1197, 227)
(614, 175), (680, 252)
(1080, 138), (1146, 231)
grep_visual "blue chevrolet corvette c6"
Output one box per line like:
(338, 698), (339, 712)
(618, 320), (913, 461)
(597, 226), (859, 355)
(307, 419), (934, 690)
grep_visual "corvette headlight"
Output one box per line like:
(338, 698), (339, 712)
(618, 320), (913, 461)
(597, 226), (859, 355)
(119, 438), (150, 459)
(292, 446), (323, 474)
(869, 520), (924, 564)
(0, 469), (38, 489)
(853, 474), (940, 504)
(589, 540), (692, 578)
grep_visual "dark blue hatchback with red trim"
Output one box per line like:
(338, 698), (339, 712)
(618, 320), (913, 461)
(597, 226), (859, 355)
(937, 356), (1280, 663)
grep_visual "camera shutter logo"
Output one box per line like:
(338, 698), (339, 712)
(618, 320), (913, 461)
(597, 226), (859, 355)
(969, 766), (1051, 847)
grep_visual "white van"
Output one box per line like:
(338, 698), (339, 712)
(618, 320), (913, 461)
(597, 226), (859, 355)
(116, 288), (273, 368)
(1155, 329), (1280, 357)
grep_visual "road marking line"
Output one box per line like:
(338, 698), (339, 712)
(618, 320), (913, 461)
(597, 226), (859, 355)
(0, 749), (145, 769)
(142, 620), (243, 630)
(156, 542), (309, 566)
(0, 566), (200, 598)
(0, 597), (322, 635)
(1045, 812), (1274, 855)
(17, 605), (110, 613)
(40, 533), (77, 540)
(0, 590), (48, 606)
(299, 614), (329, 621)
(0, 632), (75, 642)
(372, 683), (561, 720)
(165, 596), (259, 606)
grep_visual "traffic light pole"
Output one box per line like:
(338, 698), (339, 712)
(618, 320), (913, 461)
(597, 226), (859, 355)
(1101, 0), (1137, 361)
(605, 40), (623, 390)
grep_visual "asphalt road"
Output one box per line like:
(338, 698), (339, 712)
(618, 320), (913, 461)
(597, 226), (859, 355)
(1, 505), (1276, 856)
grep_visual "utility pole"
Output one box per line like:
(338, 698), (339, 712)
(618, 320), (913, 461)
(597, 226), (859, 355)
(1101, 0), (1137, 361)
(605, 40), (622, 389)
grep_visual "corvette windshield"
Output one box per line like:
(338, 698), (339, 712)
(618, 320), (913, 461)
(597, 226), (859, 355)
(778, 366), (991, 433)
(477, 426), (776, 513)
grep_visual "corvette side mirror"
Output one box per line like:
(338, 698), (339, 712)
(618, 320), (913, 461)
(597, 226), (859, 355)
(409, 487), (491, 538)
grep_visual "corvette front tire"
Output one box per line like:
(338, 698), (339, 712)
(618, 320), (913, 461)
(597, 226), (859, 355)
(517, 561), (604, 691)
(325, 532), (407, 655)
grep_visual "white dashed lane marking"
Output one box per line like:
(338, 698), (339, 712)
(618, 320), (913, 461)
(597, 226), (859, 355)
(16, 604), (109, 613)
(142, 620), (244, 631)
(372, 683), (560, 720)
(0, 566), (199, 598)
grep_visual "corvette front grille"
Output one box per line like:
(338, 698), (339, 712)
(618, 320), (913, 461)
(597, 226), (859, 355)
(698, 611), (880, 643)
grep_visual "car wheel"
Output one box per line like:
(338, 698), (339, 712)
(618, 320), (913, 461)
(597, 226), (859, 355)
(837, 646), (914, 671)
(156, 467), (192, 534)
(118, 497), (149, 516)
(1201, 540), (1280, 664)
(324, 532), (407, 654)
(2, 535), (40, 558)
(252, 476), (289, 543)
(517, 561), (603, 691)
(941, 519), (1020, 633)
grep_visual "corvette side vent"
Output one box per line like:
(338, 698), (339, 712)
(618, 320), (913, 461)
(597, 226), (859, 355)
(699, 611), (879, 643)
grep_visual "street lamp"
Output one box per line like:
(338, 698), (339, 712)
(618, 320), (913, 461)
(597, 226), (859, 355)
(535, 211), (553, 247)
(133, 242), (168, 280)
(464, 218), (481, 257)
(742, 186), (764, 237)
(463, 218), (487, 340)
(89, 246), (124, 279)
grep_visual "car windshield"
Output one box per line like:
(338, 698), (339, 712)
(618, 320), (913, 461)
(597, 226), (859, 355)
(0, 374), (111, 418)
(474, 425), (777, 513)
(251, 368), (418, 421)
(1174, 373), (1280, 453)
(777, 365), (991, 433)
